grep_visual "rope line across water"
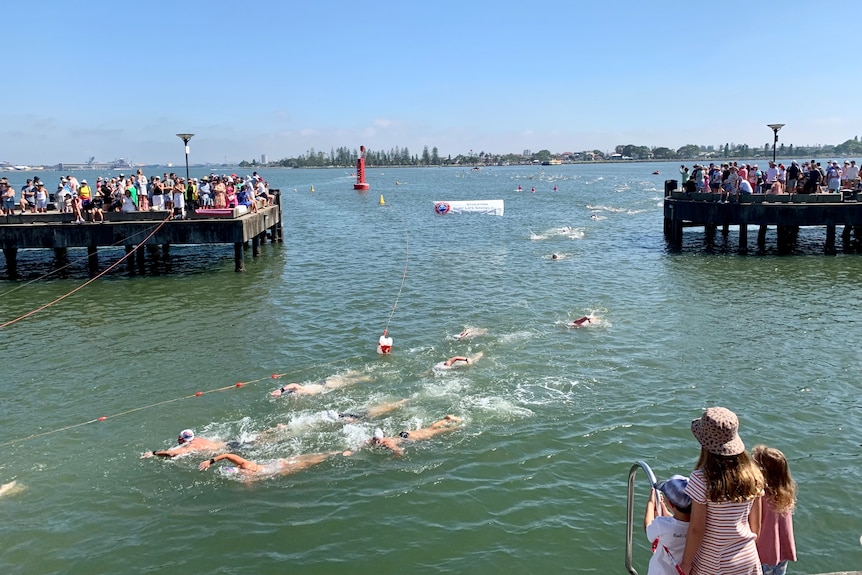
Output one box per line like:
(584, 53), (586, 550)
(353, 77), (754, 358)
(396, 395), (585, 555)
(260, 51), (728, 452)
(0, 355), (364, 448)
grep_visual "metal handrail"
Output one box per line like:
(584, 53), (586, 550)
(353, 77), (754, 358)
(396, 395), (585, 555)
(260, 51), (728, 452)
(625, 461), (660, 575)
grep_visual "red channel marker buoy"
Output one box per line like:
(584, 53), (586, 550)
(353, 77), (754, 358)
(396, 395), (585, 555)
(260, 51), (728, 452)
(354, 145), (370, 191)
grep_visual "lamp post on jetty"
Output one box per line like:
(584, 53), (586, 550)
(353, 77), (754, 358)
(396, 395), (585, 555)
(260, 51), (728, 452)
(176, 133), (194, 186)
(767, 124), (784, 164)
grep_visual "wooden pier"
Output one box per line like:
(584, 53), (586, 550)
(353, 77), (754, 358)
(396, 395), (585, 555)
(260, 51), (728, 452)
(0, 191), (283, 278)
(663, 183), (862, 253)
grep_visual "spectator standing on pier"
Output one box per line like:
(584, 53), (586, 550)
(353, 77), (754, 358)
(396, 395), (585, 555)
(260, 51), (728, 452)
(737, 164), (748, 187)
(751, 445), (797, 575)
(172, 178), (186, 219)
(691, 165), (705, 191)
(198, 177), (212, 208)
(785, 161), (801, 193)
(826, 161), (842, 192)
(164, 173), (176, 213)
(1, 180), (16, 216)
(802, 165), (821, 194)
(644, 475), (691, 575)
(679, 165), (690, 188)
(225, 178), (237, 208)
(842, 160), (859, 188)
(213, 177), (227, 208)
(34, 182), (49, 213)
(136, 170), (149, 211)
(679, 407), (763, 575)
(766, 162), (779, 186)
(185, 178), (198, 211)
(150, 177), (165, 211)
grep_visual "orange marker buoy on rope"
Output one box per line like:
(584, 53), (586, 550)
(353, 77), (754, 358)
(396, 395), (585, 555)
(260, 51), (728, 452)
(195, 391), (203, 397)
(98, 416), (107, 421)
(354, 145), (370, 191)
(379, 194), (385, 205)
(271, 374), (280, 379)
(236, 382), (243, 388)
(377, 330), (393, 354)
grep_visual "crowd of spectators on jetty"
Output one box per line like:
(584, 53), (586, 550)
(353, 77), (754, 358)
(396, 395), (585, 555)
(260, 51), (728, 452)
(678, 160), (860, 200)
(0, 171), (274, 221)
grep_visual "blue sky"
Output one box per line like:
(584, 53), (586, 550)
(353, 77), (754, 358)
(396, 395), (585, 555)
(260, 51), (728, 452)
(3, 0), (859, 165)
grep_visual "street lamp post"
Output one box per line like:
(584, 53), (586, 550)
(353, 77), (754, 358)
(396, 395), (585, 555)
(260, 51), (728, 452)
(767, 124), (784, 164)
(176, 133), (194, 188)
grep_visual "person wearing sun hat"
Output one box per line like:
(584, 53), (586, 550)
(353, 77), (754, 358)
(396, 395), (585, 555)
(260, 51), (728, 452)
(679, 407), (765, 575)
(140, 428), (227, 459)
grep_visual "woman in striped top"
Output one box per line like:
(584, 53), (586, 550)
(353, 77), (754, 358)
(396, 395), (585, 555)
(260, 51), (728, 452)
(679, 407), (765, 575)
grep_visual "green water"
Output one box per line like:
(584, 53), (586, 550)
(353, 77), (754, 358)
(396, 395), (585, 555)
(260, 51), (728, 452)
(0, 164), (860, 574)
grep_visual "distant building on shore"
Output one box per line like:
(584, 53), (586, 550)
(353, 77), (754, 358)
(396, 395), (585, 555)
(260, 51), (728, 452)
(261, 154), (268, 165)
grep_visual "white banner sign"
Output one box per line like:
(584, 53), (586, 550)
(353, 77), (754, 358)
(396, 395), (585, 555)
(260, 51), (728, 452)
(433, 200), (504, 216)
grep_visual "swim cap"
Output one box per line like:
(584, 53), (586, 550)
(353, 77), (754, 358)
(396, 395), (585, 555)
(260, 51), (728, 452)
(373, 428), (384, 440)
(221, 466), (239, 475)
(178, 429), (195, 443)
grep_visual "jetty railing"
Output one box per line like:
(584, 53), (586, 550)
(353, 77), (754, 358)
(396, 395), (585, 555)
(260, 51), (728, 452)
(625, 461), (660, 575)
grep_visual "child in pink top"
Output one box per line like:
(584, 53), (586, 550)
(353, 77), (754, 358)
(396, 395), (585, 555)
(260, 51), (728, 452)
(752, 446), (797, 575)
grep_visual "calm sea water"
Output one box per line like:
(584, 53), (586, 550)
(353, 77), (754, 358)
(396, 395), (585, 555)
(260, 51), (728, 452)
(1, 164), (860, 574)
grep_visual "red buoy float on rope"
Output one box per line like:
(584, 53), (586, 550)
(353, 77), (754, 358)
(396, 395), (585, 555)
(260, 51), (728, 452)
(354, 145), (370, 191)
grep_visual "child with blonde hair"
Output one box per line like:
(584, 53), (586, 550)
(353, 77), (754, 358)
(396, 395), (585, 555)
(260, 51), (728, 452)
(752, 445), (797, 575)
(679, 407), (764, 575)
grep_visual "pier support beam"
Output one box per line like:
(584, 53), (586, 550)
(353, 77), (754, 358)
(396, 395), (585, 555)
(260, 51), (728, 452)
(826, 224), (836, 254)
(738, 225), (748, 254)
(757, 225), (768, 250)
(125, 245), (134, 274)
(136, 245), (145, 268)
(3, 246), (18, 279)
(87, 244), (98, 276)
(234, 242), (245, 272)
(777, 226), (793, 254)
(54, 247), (68, 270)
(252, 234), (261, 257)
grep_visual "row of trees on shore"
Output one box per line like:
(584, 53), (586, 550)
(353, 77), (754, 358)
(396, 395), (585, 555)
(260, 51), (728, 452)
(235, 138), (862, 169)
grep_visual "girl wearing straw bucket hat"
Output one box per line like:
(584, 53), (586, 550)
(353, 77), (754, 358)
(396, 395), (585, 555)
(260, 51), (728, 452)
(679, 407), (765, 575)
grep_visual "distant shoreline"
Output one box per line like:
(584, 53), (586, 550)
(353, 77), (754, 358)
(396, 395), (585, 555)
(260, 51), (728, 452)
(3, 156), (860, 173)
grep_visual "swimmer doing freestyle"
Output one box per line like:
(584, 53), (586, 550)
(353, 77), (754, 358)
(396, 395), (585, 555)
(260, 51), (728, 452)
(199, 450), (351, 481)
(367, 415), (462, 457)
(270, 370), (371, 397)
(433, 352), (483, 371)
(141, 429), (226, 459)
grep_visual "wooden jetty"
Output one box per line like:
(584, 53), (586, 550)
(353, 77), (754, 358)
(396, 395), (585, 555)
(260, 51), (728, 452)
(0, 191), (283, 278)
(663, 181), (862, 253)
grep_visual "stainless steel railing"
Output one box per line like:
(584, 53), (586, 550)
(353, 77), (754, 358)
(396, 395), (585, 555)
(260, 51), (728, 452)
(625, 461), (660, 575)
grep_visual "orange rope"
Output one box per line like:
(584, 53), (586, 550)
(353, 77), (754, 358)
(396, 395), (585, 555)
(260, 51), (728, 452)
(0, 355), (363, 448)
